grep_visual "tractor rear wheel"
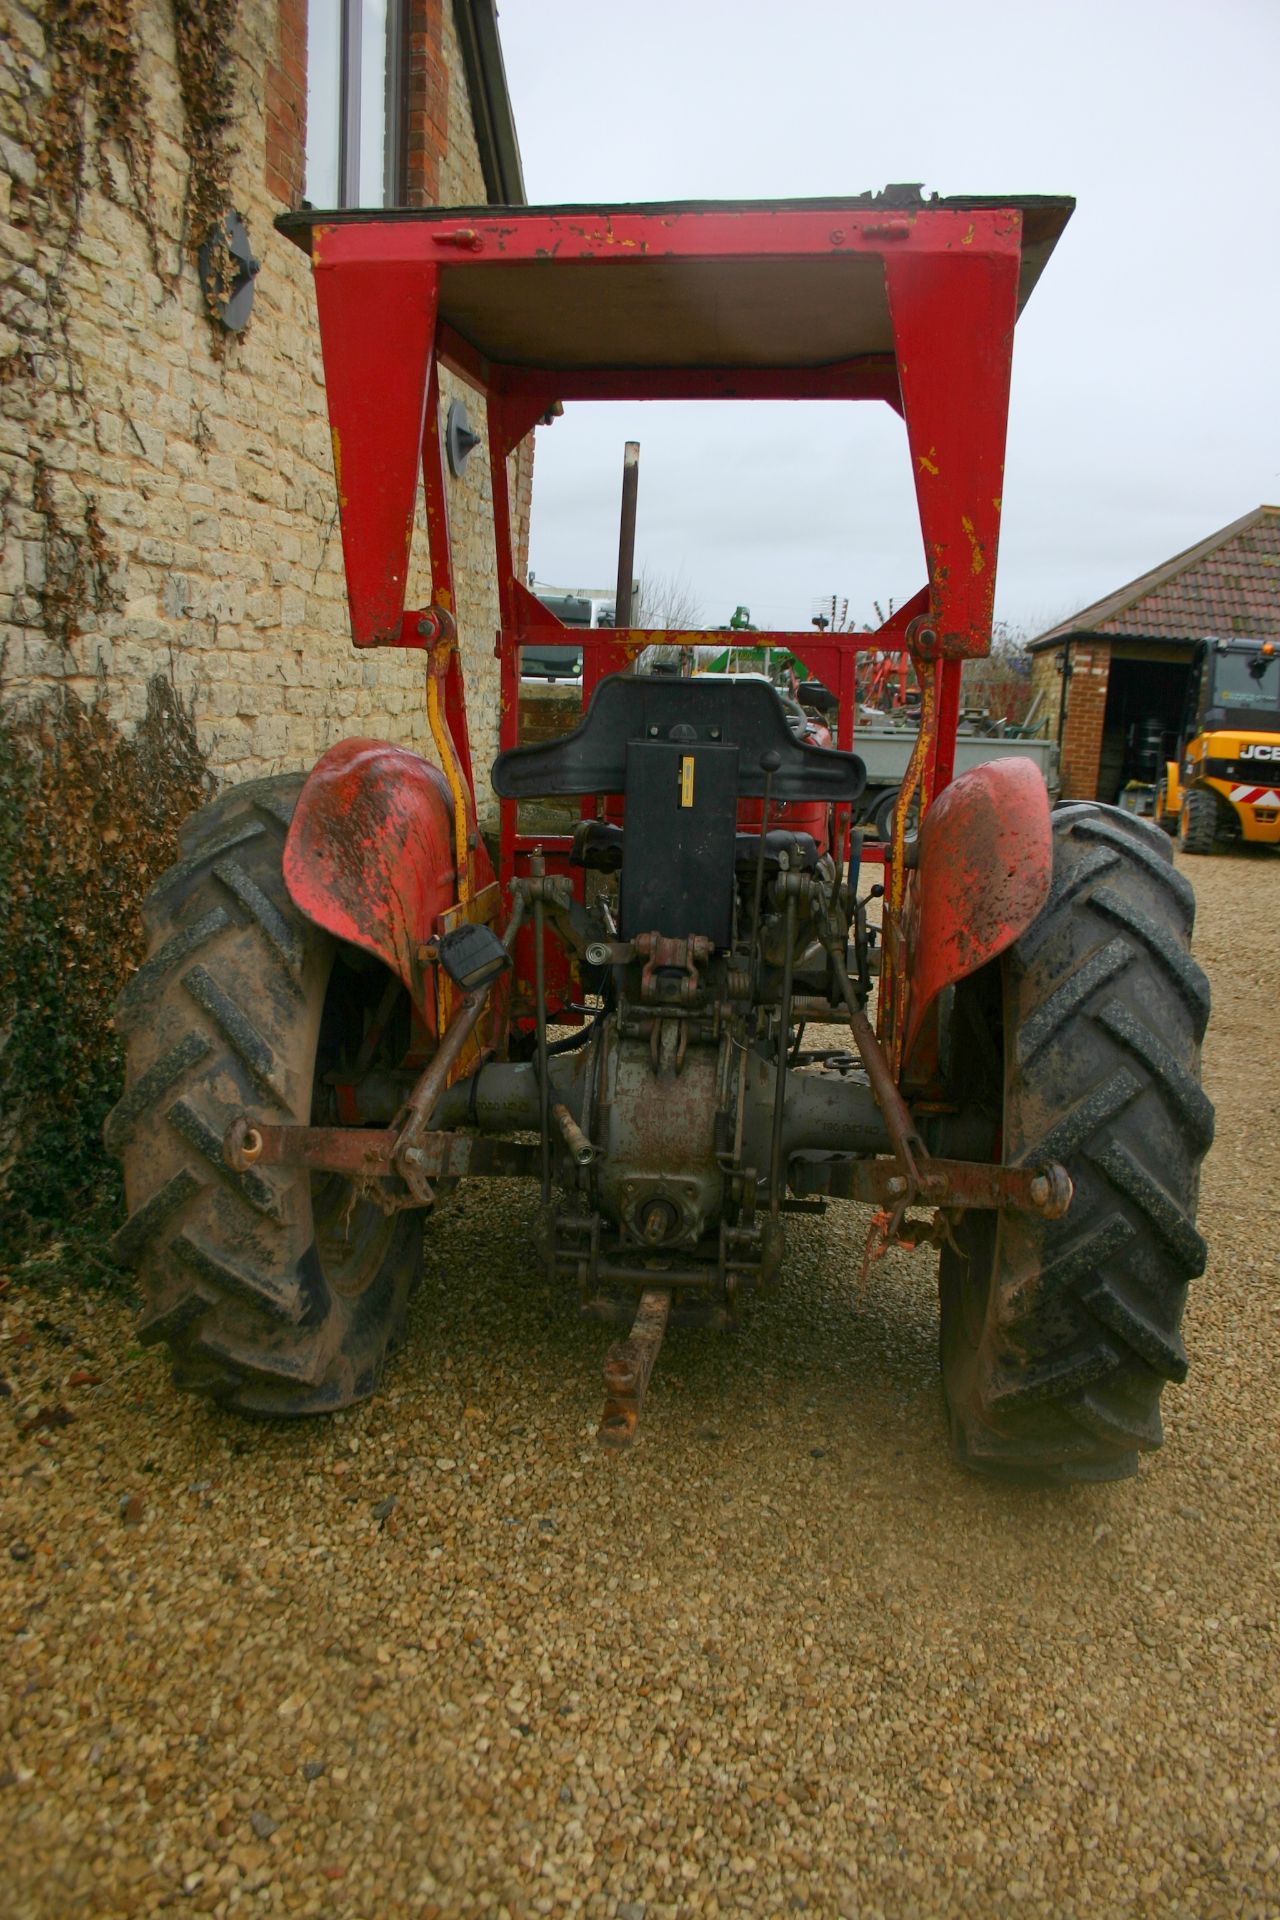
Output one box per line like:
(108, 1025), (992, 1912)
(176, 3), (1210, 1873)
(108, 774), (424, 1414)
(939, 803), (1213, 1483)
(1178, 786), (1219, 855)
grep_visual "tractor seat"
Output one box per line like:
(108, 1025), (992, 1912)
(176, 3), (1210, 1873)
(495, 673), (864, 945)
(491, 672), (865, 805)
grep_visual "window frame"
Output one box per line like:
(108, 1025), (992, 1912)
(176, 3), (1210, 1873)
(315, 0), (408, 210)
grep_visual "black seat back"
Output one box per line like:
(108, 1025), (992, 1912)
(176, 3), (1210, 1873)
(491, 675), (866, 946)
(491, 673), (866, 804)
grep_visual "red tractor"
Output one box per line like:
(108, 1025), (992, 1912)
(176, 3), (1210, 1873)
(110, 191), (1212, 1480)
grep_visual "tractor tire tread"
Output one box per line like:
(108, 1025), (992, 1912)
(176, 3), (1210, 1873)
(1068, 815), (1195, 919)
(1092, 886), (1211, 1035)
(941, 803), (1211, 1483)
(1094, 1000), (1215, 1152)
(103, 1032), (213, 1155)
(111, 772), (423, 1416)
(181, 964), (288, 1101)
(1017, 845), (1120, 961)
(211, 858), (305, 978)
(113, 907), (232, 1030)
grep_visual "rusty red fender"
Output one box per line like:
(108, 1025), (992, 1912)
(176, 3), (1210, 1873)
(283, 738), (487, 1026)
(901, 756), (1053, 1068)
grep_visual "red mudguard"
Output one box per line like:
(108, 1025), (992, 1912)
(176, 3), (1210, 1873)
(283, 738), (492, 1031)
(901, 757), (1052, 1070)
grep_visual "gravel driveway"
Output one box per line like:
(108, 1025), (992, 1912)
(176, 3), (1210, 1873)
(3, 847), (1277, 1920)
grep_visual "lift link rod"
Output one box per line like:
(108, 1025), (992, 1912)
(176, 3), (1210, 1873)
(821, 911), (928, 1192)
(553, 1102), (597, 1167)
(597, 1288), (672, 1451)
(767, 889), (798, 1217)
(816, 908), (1072, 1237)
(531, 849), (552, 1205)
(389, 883), (531, 1200)
(393, 987), (492, 1166)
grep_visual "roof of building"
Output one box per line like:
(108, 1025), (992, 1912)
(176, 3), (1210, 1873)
(1029, 505), (1280, 650)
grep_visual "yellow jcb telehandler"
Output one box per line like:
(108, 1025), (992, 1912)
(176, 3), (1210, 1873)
(1155, 636), (1280, 852)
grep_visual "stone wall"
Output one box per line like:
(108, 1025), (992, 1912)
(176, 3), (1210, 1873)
(0, 0), (530, 816)
(1028, 646), (1061, 759)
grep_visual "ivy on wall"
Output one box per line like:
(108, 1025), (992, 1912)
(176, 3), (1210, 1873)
(172, 0), (240, 328)
(0, 677), (213, 1268)
(0, 2), (242, 1274)
(30, 457), (120, 657)
(39, 0), (158, 259)
(31, 0), (243, 324)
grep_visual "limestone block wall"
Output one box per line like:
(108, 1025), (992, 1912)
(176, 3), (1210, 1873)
(1028, 646), (1063, 761)
(0, 0), (530, 816)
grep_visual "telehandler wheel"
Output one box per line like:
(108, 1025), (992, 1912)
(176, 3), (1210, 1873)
(107, 774), (424, 1415)
(1178, 786), (1219, 855)
(1152, 779), (1177, 837)
(939, 803), (1213, 1484)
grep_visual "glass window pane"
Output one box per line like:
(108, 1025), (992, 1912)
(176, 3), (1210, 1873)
(305, 0), (342, 206)
(358, 0), (390, 207)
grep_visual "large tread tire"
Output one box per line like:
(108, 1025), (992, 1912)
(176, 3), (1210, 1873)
(108, 774), (423, 1415)
(940, 802), (1213, 1484)
(1178, 786), (1219, 855)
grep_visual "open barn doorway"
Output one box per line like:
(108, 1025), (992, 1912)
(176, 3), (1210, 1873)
(1097, 654), (1194, 803)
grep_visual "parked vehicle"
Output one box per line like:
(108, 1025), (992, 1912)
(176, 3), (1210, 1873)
(848, 711), (1059, 840)
(523, 583), (620, 681)
(110, 191), (1212, 1481)
(1154, 636), (1280, 851)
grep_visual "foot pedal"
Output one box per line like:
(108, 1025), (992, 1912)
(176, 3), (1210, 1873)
(597, 1288), (672, 1450)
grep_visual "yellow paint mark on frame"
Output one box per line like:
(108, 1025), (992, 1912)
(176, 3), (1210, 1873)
(917, 446), (940, 477)
(960, 514), (986, 576)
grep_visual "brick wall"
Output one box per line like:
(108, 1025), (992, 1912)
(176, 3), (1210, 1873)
(407, 0), (449, 204)
(0, 0), (530, 820)
(1057, 642), (1111, 800)
(264, 0), (307, 206)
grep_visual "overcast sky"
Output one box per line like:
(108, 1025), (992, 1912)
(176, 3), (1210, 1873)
(495, 0), (1279, 640)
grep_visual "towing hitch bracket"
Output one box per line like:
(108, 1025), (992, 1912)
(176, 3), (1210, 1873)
(597, 1287), (673, 1451)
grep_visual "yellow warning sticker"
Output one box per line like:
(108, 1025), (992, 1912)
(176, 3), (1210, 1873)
(679, 755), (695, 807)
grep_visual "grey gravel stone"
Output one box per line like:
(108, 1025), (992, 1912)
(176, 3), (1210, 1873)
(1, 851), (1275, 1918)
